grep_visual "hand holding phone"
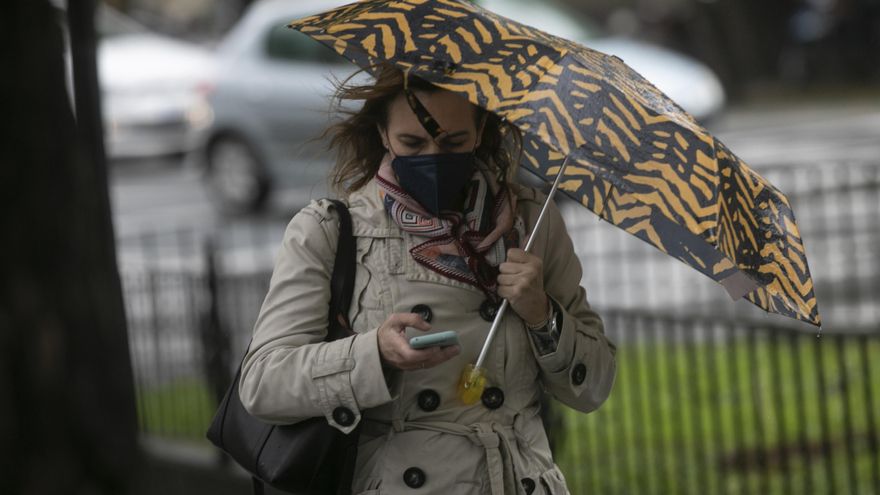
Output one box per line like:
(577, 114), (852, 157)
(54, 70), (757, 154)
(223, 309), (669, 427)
(409, 330), (460, 350)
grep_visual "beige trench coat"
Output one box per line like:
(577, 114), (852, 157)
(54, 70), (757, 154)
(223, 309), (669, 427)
(240, 178), (617, 495)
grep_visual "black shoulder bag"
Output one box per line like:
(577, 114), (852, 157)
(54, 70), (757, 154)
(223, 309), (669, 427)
(206, 200), (360, 495)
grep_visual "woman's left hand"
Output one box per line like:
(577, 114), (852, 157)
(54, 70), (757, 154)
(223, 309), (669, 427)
(497, 248), (549, 326)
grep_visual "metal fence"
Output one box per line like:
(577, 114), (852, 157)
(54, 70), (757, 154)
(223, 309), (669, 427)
(119, 222), (279, 440)
(559, 310), (879, 495)
(117, 161), (880, 494)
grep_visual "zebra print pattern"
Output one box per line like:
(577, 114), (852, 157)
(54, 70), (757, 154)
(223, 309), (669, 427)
(290, 0), (820, 326)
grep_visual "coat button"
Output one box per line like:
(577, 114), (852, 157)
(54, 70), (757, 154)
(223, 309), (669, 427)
(521, 477), (536, 494)
(572, 363), (587, 385)
(481, 386), (505, 409)
(479, 299), (499, 322)
(410, 304), (433, 323)
(417, 389), (441, 412)
(332, 406), (355, 426)
(403, 467), (426, 488)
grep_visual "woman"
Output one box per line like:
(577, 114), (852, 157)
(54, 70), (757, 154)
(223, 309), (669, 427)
(239, 66), (616, 495)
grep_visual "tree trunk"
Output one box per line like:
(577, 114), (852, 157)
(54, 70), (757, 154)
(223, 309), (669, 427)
(0, 1), (139, 494)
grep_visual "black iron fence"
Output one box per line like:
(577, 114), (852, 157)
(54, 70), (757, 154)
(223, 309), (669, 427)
(560, 310), (879, 495)
(117, 161), (880, 494)
(119, 223), (279, 440)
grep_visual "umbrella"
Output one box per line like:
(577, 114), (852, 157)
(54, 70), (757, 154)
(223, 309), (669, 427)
(289, 0), (821, 399)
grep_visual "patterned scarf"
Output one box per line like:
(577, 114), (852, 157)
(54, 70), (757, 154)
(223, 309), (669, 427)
(376, 154), (525, 300)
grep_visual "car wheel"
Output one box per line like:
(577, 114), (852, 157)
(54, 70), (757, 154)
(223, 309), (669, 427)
(206, 135), (271, 213)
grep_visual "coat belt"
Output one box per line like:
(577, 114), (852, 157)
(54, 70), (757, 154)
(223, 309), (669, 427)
(362, 418), (524, 495)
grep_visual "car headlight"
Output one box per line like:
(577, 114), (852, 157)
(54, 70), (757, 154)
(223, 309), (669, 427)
(186, 81), (215, 130)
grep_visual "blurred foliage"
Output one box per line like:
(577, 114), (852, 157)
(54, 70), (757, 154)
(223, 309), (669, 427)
(568, 0), (880, 95)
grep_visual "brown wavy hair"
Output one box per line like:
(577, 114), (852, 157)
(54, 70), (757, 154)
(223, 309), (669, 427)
(323, 65), (523, 195)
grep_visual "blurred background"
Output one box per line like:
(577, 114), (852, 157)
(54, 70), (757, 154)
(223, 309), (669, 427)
(30, 0), (880, 493)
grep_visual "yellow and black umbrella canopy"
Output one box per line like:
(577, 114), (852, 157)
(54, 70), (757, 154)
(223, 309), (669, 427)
(289, 0), (820, 327)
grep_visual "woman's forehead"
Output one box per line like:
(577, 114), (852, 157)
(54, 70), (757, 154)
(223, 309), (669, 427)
(387, 90), (476, 133)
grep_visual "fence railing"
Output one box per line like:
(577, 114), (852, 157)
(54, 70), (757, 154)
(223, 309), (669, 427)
(558, 310), (880, 495)
(117, 161), (880, 494)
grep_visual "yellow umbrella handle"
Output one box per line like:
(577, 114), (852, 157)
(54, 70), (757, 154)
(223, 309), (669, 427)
(457, 157), (572, 404)
(457, 364), (487, 405)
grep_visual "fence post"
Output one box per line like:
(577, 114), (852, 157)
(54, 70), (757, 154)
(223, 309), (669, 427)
(199, 235), (231, 465)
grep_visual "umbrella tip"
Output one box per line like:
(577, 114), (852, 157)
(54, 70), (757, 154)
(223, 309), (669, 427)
(816, 325), (823, 339)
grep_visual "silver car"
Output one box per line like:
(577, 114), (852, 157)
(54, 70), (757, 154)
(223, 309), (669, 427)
(187, 0), (355, 212)
(97, 5), (213, 159)
(189, 0), (726, 212)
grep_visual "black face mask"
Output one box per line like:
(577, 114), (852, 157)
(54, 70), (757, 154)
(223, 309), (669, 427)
(391, 151), (476, 216)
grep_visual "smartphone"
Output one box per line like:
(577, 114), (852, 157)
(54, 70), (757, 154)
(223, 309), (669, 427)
(409, 330), (460, 350)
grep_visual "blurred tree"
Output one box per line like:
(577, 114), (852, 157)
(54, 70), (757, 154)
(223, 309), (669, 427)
(236, 0), (256, 13)
(105, 0), (131, 11)
(558, 0), (880, 94)
(635, 0), (796, 96)
(0, 0), (139, 494)
(556, 0), (797, 95)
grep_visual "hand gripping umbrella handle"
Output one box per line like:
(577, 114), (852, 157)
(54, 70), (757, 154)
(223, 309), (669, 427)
(473, 156), (572, 370)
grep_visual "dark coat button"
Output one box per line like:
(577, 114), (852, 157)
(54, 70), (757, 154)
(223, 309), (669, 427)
(479, 299), (499, 322)
(403, 467), (426, 488)
(521, 477), (536, 494)
(572, 363), (587, 385)
(417, 389), (441, 412)
(332, 406), (355, 426)
(410, 304), (433, 323)
(481, 386), (505, 409)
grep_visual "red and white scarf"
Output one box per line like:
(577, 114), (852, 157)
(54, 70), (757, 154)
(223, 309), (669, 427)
(376, 154), (525, 299)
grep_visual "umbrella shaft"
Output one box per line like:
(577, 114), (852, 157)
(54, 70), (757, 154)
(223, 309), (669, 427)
(524, 160), (569, 252)
(474, 157), (571, 369)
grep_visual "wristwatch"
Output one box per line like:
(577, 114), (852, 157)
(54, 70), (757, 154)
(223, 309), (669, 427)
(526, 299), (561, 355)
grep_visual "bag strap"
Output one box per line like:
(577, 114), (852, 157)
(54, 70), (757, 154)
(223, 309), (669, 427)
(326, 199), (356, 341)
(251, 477), (264, 495)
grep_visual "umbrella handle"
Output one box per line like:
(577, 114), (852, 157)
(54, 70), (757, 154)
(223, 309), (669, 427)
(473, 156), (572, 370)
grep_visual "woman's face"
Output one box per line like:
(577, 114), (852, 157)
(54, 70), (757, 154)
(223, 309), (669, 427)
(381, 89), (484, 156)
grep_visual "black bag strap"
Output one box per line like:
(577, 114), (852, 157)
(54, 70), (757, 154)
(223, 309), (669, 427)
(326, 199), (356, 340)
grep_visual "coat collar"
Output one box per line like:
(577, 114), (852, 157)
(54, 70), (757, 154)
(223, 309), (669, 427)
(347, 178), (400, 238)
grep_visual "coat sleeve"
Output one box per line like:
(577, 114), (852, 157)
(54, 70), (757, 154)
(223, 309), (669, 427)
(526, 198), (617, 413)
(238, 200), (394, 434)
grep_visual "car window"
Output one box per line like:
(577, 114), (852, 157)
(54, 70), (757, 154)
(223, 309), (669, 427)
(264, 23), (340, 64)
(96, 4), (148, 38)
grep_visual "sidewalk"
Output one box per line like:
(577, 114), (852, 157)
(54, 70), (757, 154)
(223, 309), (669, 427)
(134, 436), (289, 495)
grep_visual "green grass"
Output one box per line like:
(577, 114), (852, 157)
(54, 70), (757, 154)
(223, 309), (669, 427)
(134, 335), (880, 494)
(554, 335), (880, 495)
(136, 377), (216, 441)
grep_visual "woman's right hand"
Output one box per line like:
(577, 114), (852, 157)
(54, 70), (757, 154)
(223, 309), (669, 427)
(377, 313), (460, 371)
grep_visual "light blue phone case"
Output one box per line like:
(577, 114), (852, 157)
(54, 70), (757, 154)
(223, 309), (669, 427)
(409, 330), (460, 349)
